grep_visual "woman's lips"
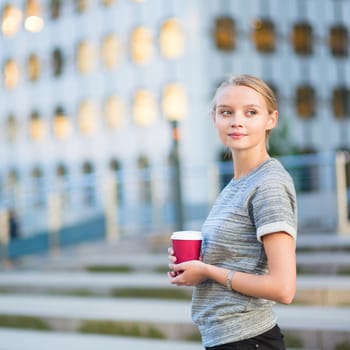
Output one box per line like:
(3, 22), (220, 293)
(228, 132), (246, 139)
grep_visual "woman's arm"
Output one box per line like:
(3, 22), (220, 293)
(169, 231), (296, 304)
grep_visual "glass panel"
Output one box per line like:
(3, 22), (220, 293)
(53, 107), (71, 139)
(213, 16), (236, 51)
(52, 48), (64, 77)
(332, 86), (350, 119)
(133, 90), (157, 126)
(101, 34), (121, 69)
(296, 85), (316, 119)
(162, 83), (187, 121)
(160, 18), (185, 58)
(6, 114), (19, 142)
(78, 100), (97, 135)
(252, 18), (276, 53)
(76, 41), (96, 74)
(50, 0), (62, 19)
(27, 53), (41, 81)
(1, 4), (22, 37)
(131, 26), (154, 64)
(29, 110), (46, 141)
(104, 95), (125, 129)
(329, 24), (348, 57)
(3, 59), (20, 89)
(291, 22), (313, 55)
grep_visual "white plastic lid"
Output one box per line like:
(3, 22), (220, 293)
(171, 230), (202, 240)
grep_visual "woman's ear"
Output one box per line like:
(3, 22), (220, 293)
(267, 110), (278, 130)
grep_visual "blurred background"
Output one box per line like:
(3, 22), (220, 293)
(0, 0), (350, 349)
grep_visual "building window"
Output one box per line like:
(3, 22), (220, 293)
(138, 155), (152, 204)
(82, 161), (95, 206)
(78, 100), (98, 135)
(291, 22), (313, 55)
(160, 18), (185, 59)
(104, 95), (125, 129)
(31, 166), (45, 207)
(53, 106), (71, 139)
(332, 86), (350, 119)
(5, 114), (19, 142)
(27, 53), (41, 82)
(213, 16), (236, 51)
(29, 110), (46, 141)
(101, 0), (116, 6)
(295, 85), (316, 119)
(328, 24), (348, 57)
(75, 0), (90, 13)
(76, 41), (97, 74)
(50, 0), (62, 19)
(162, 83), (188, 121)
(56, 163), (70, 208)
(109, 158), (123, 204)
(3, 59), (20, 89)
(1, 4), (22, 37)
(133, 90), (157, 127)
(52, 48), (64, 77)
(131, 26), (154, 64)
(251, 18), (276, 53)
(101, 34), (121, 70)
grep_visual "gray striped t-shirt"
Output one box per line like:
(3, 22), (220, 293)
(191, 158), (297, 347)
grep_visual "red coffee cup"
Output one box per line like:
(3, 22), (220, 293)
(171, 230), (203, 264)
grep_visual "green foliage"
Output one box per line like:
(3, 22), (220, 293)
(79, 320), (166, 339)
(0, 315), (51, 330)
(336, 341), (350, 350)
(284, 332), (303, 348)
(111, 287), (191, 300)
(85, 265), (133, 273)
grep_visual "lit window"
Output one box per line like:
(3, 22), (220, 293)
(291, 22), (313, 55)
(162, 83), (188, 121)
(75, 0), (90, 13)
(53, 106), (71, 139)
(251, 18), (276, 53)
(27, 53), (41, 82)
(5, 114), (18, 142)
(3, 59), (20, 89)
(328, 24), (348, 57)
(133, 90), (157, 127)
(332, 86), (350, 119)
(131, 26), (154, 64)
(160, 18), (185, 58)
(295, 85), (316, 119)
(52, 48), (64, 77)
(76, 41), (97, 74)
(101, 34), (121, 70)
(1, 4), (22, 37)
(78, 100), (98, 135)
(213, 16), (236, 51)
(24, 0), (44, 33)
(101, 0), (116, 6)
(29, 110), (46, 141)
(104, 95), (125, 129)
(50, 0), (61, 19)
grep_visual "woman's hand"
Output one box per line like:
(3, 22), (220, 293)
(167, 247), (208, 286)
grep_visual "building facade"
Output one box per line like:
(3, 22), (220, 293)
(0, 0), (349, 236)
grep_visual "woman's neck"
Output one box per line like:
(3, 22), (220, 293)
(232, 150), (270, 179)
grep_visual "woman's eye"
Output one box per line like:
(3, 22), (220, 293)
(246, 110), (257, 116)
(221, 110), (231, 116)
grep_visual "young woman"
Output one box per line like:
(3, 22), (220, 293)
(168, 74), (297, 350)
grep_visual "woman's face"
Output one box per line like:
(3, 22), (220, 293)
(212, 85), (277, 154)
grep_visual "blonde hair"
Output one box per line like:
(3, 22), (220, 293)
(211, 74), (278, 114)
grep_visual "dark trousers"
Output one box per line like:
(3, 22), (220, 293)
(205, 325), (286, 350)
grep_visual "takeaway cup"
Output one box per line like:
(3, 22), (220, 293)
(171, 230), (203, 264)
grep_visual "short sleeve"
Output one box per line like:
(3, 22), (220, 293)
(249, 180), (297, 242)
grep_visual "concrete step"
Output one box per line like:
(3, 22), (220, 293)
(0, 294), (348, 350)
(0, 328), (203, 350)
(0, 271), (349, 306)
